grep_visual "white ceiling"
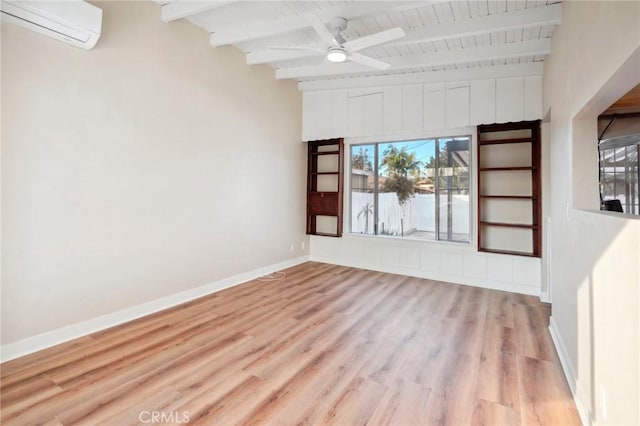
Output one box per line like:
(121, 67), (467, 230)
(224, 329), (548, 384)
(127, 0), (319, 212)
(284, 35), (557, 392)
(158, 1), (561, 90)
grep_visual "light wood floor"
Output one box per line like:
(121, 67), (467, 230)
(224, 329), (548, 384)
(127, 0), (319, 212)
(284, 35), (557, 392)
(1, 262), (580, 425)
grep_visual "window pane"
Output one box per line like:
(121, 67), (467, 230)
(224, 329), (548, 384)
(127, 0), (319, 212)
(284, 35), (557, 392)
(378, 140), (435, 239)
(599, 141), (639, 215)
(438, 137), (470, 242)
(630, 144), (639, 214)
(350, 145), (375, 234)
(416, 141), (437, 240)
(600, 148), (615, 201)
(614, 147), (626, 204)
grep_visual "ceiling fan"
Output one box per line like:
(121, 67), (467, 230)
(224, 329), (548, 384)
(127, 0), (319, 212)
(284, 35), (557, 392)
(270, 15), (405, 71)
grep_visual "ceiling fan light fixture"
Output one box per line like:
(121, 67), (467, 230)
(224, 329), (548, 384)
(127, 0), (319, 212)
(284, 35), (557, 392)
(327, 47), (347, 63)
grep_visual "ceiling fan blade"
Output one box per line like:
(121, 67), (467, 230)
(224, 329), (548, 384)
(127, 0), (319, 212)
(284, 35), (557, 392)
(305, 14), (337, 46)
(343, 27), (405, 52)
(348, 52), (391, 70)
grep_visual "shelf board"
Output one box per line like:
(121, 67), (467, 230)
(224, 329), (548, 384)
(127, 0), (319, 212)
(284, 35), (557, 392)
(311, 150), (340, 156)
(311, 172), (339, 175)
(480, 221), (536, 229)
(478, 137), (533, 145)
(479, 166), (535, 172)
(310, 232), (341, 237)
(480, 195), (536, 200)
(479, 248), (537, 257)
(478, 121), (539, 133)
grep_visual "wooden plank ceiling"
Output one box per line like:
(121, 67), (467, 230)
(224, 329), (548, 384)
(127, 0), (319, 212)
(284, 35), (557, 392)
(157, 1), (561, 89)
(602, 83), (640, 115)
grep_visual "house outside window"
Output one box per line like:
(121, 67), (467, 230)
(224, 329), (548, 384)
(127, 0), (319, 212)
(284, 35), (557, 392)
(350, 136), (471, 242)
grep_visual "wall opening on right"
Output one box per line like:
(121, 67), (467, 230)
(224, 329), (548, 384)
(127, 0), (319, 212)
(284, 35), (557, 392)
(597, 84), (640, 215)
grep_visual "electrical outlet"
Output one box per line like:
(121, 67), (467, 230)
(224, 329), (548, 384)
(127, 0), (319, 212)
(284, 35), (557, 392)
(290, 243), (294, 253)
(600, 387), (607, 421)
(301, 241), (305, 250)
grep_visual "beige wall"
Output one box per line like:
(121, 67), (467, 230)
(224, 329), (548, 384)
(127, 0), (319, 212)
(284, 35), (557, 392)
(543, 1), (640, 424)
(1, 1), (306, 345)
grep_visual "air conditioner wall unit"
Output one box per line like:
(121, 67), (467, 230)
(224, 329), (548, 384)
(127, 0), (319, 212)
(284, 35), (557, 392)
(0, 1), (102, 50)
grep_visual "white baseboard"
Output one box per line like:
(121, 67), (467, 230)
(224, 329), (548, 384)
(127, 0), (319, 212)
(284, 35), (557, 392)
(310, 254), (540, 297)
(548, 316), (592, 426)
(0, 255), (310, 363)
(539, 290), (551, 303)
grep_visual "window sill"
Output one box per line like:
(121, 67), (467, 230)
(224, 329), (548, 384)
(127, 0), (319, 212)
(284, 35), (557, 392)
(344, 232), (473, 249)
(575, 208), (640, 221)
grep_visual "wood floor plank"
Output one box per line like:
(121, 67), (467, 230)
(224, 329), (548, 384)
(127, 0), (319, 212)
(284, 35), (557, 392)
(237, 334), (373, 425)
(513, 304), (556, 362)
(0, 375), (65, 416)
(368, 379), (432, 426)
(487, 292), (516, 327)
(424, 350), (481, 426)
(320, 375), (387, 426)
(482, 324), (518, 355)
(259, 338), (376, 426)
(0, 262), (580, 426)
(182, 374), (266, 425)
(477, 345), (520, 410)
(50, 334), (255, 425)
(1, 332), (253, 424)
(517, 355), (582, 426)
(472, 398), (521, 426)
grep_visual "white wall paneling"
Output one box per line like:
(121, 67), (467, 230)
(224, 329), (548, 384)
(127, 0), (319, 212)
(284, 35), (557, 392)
(331, 90), (348, 137)
(496, 77), (525, 123)
(302, 75), (543, 141)
(402, 84), (424, 132)
(310, 235), (542, 296)
(423, 83), (446, 131)
(364, 92), (383, 137)
(523, 76), (543, 120)
(470, 79), (496, 125)
(347, 90), (365, 138)
(382, 86), (402, 135)
(346, 89), (385, 138)
(445, 81), (470, 129)
(303, 91), (331, 141)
